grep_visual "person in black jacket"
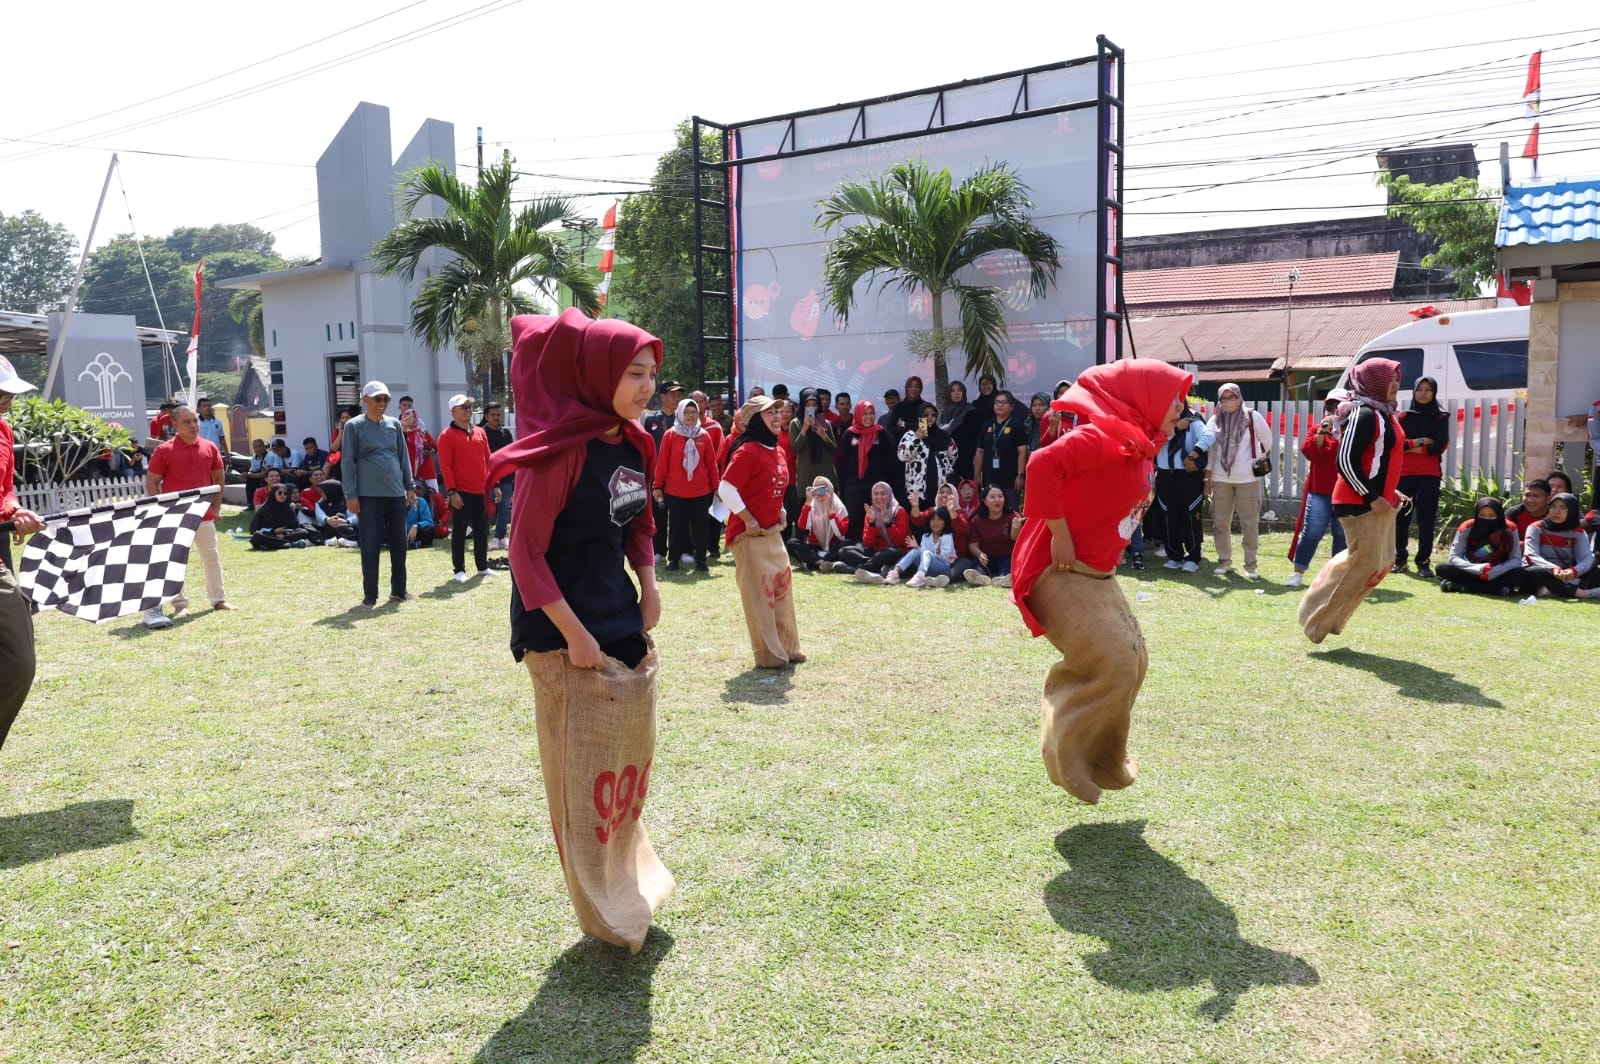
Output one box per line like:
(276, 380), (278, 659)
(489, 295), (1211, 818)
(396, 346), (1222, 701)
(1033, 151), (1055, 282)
(1394, 376), (1450, 577)
(939, 380), (982, 480)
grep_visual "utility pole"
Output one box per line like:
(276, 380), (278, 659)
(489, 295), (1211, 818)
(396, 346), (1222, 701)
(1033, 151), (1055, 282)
(1282, 267), (1299, 404)
(476, 127), (484, 176)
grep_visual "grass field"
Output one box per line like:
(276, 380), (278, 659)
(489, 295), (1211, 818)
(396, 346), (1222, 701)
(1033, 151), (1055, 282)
(2, 513), (1598, 1062)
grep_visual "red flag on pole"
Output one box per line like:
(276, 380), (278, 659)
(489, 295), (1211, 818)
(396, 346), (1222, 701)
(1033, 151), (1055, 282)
(1522, 122), (1540, 161)
(602, 202), (618, 229)
(1523, 51), (1542, 98)
(598, 249), (614, 273)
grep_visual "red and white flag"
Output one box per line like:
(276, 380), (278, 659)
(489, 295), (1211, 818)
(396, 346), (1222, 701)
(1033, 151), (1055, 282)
(184, 261), (203, 406)
(1523, 50), (1541, 106)
(602, 202), (618, 229)
(1522, 123), (1540, 163)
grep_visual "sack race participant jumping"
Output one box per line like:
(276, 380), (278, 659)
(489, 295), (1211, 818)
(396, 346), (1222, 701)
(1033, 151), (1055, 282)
(1298, 358), (1406, 644)
(488, 308), (675, 952)
(1011, 360), (1193, 804)
(719, 395), (805, 669)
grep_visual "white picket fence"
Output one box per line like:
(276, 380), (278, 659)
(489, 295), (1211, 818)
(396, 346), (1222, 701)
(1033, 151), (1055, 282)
(16, 476), (146, 516)
(1217, 395), (1525, 506)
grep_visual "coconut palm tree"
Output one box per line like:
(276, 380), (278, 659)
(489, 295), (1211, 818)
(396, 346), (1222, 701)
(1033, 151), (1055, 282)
(816, 159), (1059, 398)
(371, 157), (601, 403)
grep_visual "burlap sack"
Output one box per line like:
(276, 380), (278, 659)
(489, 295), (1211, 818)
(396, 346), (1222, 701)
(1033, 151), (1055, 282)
(1297, 506), (1396, 645)
(730, 533), (805, 668)
(1028, 569), (1147, 805)
(526, 643), (674, 953)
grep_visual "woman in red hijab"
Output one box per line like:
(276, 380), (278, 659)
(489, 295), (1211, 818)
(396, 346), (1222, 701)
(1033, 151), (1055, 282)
(1298, 357), (1407, 643)
(838, 399), (896, 541)
(485, 308), (672, 954)
(1010, 359), (1191, 805)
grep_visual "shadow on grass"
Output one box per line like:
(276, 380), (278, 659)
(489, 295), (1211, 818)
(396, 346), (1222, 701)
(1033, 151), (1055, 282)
(0, 799), (141, 870)
(721, 667), (794, 705)
(475, 928), (673, 1062)
(1310, 647), (1502, 707)
(1045, 820), (1318, 1022)
(312, 599), (402, 631)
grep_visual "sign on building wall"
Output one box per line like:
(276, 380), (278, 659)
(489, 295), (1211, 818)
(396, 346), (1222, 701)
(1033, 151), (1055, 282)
(46, 313), (148, 428)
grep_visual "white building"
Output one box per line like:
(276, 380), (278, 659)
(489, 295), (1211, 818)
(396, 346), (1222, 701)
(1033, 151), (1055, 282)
(218, 103), (464, 449)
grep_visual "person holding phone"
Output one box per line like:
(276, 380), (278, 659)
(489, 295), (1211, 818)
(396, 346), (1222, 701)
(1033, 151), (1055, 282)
(790, 389), (837, 503)
(788, 476), (851, 571)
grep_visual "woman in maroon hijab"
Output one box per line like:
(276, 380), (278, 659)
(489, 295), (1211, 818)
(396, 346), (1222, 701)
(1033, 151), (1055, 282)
(486, 308), (673, 953)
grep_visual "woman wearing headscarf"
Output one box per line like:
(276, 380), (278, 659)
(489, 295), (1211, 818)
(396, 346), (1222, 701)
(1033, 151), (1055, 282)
(1025, 391), (1067, 452)
(1010, 359), (1191, 804)
(652, 399), (718, 573)
(843, 481), (913, 582)
(838, 399), (897, 540)
(939, 381), (982, 481)
(1521, 492), (1596, 598)
(1203, 382), (1273, 578)
(1393, 375), (1450, 578)
(718, 394), (805, 667)
(788, 475), (850, 571)
(1436, 497), (1523, 595)
(485, 307), (672, 954)
(1298, 358), (1407, 643)
(789, 389), (837, 497)
(249, 484), (315, 549)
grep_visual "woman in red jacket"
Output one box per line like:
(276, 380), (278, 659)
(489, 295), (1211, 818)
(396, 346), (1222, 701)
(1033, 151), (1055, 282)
(788, 476), (850, 572)
(1285, 396), (1348, 587)
(1299, 357), (1406, 644)
(838, 482), (911, 581)
(718, 395), (804, 668)
(652, 399), (718, 573)
(1009, 359), (1191, 804)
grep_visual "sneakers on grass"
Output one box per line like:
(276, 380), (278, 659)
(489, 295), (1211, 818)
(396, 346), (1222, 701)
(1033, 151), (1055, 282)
(1285, 572), (1304, 588)
(453, 571), (469, 583)
(1181, 560), (1199, 573)
(142, 607), (172, 630)
(906, 571), (927, 588)
(928, 574), (950, 587)
(854, 569), (884, 584)
(964, 569), (992, 586)
(1163, 559), (1182, 570)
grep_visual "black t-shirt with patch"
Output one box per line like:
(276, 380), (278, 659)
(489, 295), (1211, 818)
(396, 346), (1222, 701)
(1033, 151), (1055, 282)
(511, 436), (649, 659)
(980, 416), (1025, 487)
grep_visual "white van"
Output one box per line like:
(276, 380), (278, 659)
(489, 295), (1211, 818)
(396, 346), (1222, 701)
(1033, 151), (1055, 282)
(1333, 306), (1528, 403)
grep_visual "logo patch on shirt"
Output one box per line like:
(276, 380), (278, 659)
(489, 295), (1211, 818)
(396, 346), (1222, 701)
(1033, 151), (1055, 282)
(608, 466), (648, 527)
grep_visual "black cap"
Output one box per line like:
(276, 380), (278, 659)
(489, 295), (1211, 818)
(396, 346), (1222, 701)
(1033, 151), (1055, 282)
(661, 380), (683, 393)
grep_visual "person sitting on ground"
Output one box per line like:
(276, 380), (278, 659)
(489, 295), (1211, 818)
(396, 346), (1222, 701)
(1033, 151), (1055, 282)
(244, 439), (272, 506)
(1521, 492), (1596, 599)
(955, 478), (980, 524)
(285, 485), (320, 539)
(1505, 479), (1551, 540)
(252, 467), (283, 508)
(269, 438), (297, 479)
(909, 482), (968, 547)
(840, 481), (910, 580)
(954, 483), (1021, 587)
(788, 476), (851, 572)
(1437, 497), (1523, 595)
(886, 505), (959, 587)
(300, 467), (326, 513)
(405, 481), (437, 549)
(298, 437), (329, 485)
(1546, 470), (1575, 498)
(249, 484), (315, 549)
(314, 477), (358, 544)
(1286, 397), (1347, 587)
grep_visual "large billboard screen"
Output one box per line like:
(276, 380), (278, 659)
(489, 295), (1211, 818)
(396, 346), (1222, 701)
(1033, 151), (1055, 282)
(725, 57), (1113, 403)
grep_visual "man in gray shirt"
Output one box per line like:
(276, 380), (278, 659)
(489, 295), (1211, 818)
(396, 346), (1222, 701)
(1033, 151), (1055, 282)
(345, 380), (414, 606)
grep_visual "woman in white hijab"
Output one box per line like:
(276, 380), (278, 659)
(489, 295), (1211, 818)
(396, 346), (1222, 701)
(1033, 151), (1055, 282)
(786, 475), (851, 571)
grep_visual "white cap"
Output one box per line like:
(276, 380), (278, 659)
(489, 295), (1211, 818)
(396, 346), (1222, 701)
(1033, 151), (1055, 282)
(448, 393), (473, 409)
(360, 380), (390, 399)
(0, 356), (37, 394)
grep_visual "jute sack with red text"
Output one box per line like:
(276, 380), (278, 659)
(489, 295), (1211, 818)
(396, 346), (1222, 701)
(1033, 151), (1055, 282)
(1028, 568), (1146, 805)
(1297, 506), (1396, 645)
(526, 643), (674, 954)
(731, 533), (804, 668)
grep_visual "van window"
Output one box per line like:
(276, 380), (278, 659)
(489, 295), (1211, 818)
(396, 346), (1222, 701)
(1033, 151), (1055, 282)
(1357, 348), (1424, 387)
(1453, 340), (1528, 391)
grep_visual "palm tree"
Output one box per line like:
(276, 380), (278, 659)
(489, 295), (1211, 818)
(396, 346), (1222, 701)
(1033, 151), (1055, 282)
(371, 157), (601, 403)
(816, 159), (1059, 399)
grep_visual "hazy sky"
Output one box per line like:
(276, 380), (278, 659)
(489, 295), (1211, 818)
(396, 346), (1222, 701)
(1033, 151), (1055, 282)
(4, 0), (1592, 267)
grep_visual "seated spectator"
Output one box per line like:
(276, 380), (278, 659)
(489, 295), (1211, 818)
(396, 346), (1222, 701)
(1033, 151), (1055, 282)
(1547, 470), (1575, 498)
(300, 467), (326, 513)
(1505, 479), (1550, 539)
(249, 485), (315, 550)
(909, 482), (968, 546)
(405, 481), (436, 549)
(955, 478), (980, 523)
(1522, 492), (1596, 598)
(839, 481), (910, 581)
(886, 505), (959, 587)
(428, 483), (451, 539)
(1437, 497), (1524, 595)
(298, 437), (329, 484)
(285, 485), (319, 538)
(252, 468), (284, 508)
(314, 477), (358, 544)
(788, 476), (852, 572)
(244, 439), (272, 506)
(953, 483), (1021, 587)
(269, 438), (296, 473)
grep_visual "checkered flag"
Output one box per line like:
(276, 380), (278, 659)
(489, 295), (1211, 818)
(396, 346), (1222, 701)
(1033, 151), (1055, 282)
(17, 487), (218, 623)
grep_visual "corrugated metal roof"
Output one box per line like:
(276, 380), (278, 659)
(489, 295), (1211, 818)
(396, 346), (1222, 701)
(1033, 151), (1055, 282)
(1124, 252), (1398, 315)
(1497, 177), (1600, 248)
(1129, 297), (1499, 377)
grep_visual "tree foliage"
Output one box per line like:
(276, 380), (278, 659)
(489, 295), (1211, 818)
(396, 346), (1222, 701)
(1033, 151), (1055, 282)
(611, 120), (725, 388)
(6, 395), (133, 484)
(371, 157), (599, 404)
(816, 160), (1060, 399)
(1381, 172), (1499, 299)
(0, 210), (77, 313)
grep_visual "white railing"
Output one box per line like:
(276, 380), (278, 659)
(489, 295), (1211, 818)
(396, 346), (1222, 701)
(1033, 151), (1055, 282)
(1215, 395), (1525, 506)
(16, 476), (147, 515)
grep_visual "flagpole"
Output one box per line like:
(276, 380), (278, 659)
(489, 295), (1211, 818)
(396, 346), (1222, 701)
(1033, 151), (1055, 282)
(43, 154), (119, 400)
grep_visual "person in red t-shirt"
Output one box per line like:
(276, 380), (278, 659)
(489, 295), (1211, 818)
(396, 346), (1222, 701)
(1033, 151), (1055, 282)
(1286, 397), (1349, 586)
(717, 395), (803, 668)
(144, 404), (235, 628)
(1010, 359), (1191, 804)
(1, 356), (46, 754)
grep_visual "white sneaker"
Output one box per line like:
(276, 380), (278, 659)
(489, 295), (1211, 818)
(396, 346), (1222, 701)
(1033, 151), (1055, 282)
(1214, 565), (1233, 576)
(994, 574), (1012, 588)
(453, 571), (469, 583)
(1162, 559), (1182, 570)
(964, 569), (992, 586)
(1181, 561), (1199, 573)
(1243, 568), (1259, 580)
(653, 553), (665, 564)
(929, 574), (950, 587)
(884, 568), (902, 585)
(142, 607), (172, 630)
(1285, 572), (1304, 587)
(680, 553), (695, 565)
(906, 571), (927, 587)
(476, 569), (497, 578)
(1153, 546), (1167, 558)
(854, 569), (884, 584)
